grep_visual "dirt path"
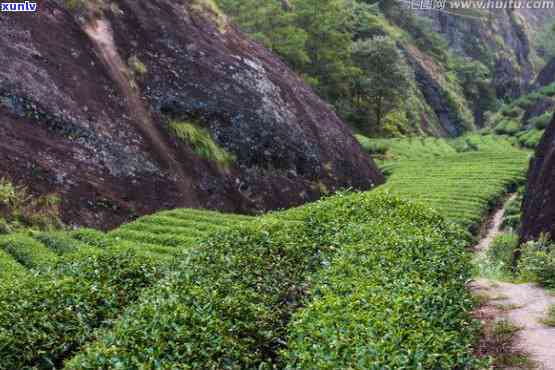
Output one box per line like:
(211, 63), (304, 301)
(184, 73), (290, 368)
(84, 18), (195, 203)
(472, 195), (555, 369)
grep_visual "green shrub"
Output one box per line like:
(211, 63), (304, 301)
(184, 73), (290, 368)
(0, 249), (28, 281)
(517, 129), (544, 148)
(503, 106), (523, 118)
(67, 193), (482, 369)
(169, 121), (235, 168)
(494, 119), (520, 135)
(488, 232), (519, 271)
(519, 238), (555, 288)
(69, 228), (112, 249)
(529, 112), (553, 130)
(0, 234), (59, 271)
(501, 214), (521, 230)
(33, 231), (97, 255)
(0, 251), (166, 369)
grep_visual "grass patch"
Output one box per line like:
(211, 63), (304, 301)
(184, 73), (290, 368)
(128, 55), (147, 76)
(484, 319), (535, 369)
(541, 304), (555, 327)
(169, 121), (235, 168)
(0, 178), (62, 232)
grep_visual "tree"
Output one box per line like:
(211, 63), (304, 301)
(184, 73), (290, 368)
(293, 0), (357, 102)
(351, 36), (411, 130)
(216, 0), (309, 69)
(534, 19), (555, 61)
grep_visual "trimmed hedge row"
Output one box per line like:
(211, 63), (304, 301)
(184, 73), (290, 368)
(109, 229), (198, 248)
(281, 195), (481, 369)
(67, 218), (325, 369)
(69, 228), (112, 249)
(0, 233), (59, 271)
(0, 249), (28, 280)
(0, 250), (168, 369)
(34, 231), (99, 255)
(66, 192), (482, 369)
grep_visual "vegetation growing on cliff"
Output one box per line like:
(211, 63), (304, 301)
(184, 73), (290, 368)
(168, 121), (235, 168)
(486, 83), (555, 148)
(0, 178), (62, 233)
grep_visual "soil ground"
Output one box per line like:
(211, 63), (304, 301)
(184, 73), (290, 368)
(472, 196), (555, 369)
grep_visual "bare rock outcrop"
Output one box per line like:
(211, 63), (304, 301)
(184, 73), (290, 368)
(0, 0), (383, 229)
(521, 115), (555, 241)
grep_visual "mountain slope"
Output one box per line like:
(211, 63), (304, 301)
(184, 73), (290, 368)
(0, 0), (383, 229)
(521, 116), (555, 242)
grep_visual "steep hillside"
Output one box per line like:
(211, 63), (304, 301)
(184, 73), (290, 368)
(398, 6), (553, 134)
(216, 1), (554, 137)
(521, 115), (555, 242)
(486, 58), (555, 148)
(0, 0), (382, 229)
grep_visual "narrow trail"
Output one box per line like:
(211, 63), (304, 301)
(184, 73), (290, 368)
(472, 195), (555, 370)
(84, 18), (195, 203)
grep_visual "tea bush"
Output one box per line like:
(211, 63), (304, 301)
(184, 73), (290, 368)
(0, 249), (28, 281)
(33, 231), (98, 255)
(375, 135), (529, 234)
(67, 193), (483, 369)
(69, 228), (112, 249)
(0, 233), (59, 271)
(282, 194), (482, 369)
(0, 250), (167, 369)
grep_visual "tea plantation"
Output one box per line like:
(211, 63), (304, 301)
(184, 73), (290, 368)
(364, 134), (531, 234)
(0, 135), (531, 369)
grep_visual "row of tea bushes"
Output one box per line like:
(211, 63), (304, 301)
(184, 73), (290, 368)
(66, 193), (484, 369)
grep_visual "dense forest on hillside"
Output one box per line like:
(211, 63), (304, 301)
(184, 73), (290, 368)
(216, 0), (554, 137)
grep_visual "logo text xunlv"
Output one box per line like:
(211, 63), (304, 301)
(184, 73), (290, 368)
(1, 2), (37, 12)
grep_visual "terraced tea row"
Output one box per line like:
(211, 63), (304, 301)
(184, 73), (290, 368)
(0, 134), (530, 368)
(65, 192), (484, 369)
(0, 208), (256, 369)
(0, 208), (256, 278)
(359, 134), (531, 233)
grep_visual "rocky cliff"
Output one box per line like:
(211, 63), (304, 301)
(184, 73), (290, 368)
(397, 6), (555, 135)
(0, 0), (383, 229)
(535, 57), (555, 87)
(521, 115), (555, 242)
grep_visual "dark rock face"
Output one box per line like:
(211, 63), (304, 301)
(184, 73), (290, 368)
(535, 58), (555, 88)
(521, 116), (555, 242)
(0, 0), (383, 229)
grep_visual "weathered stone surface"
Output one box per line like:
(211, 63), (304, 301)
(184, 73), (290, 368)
(521, 115), (555, 242)
(0, 0), (383, 229)
(535, 58), (555, 88)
